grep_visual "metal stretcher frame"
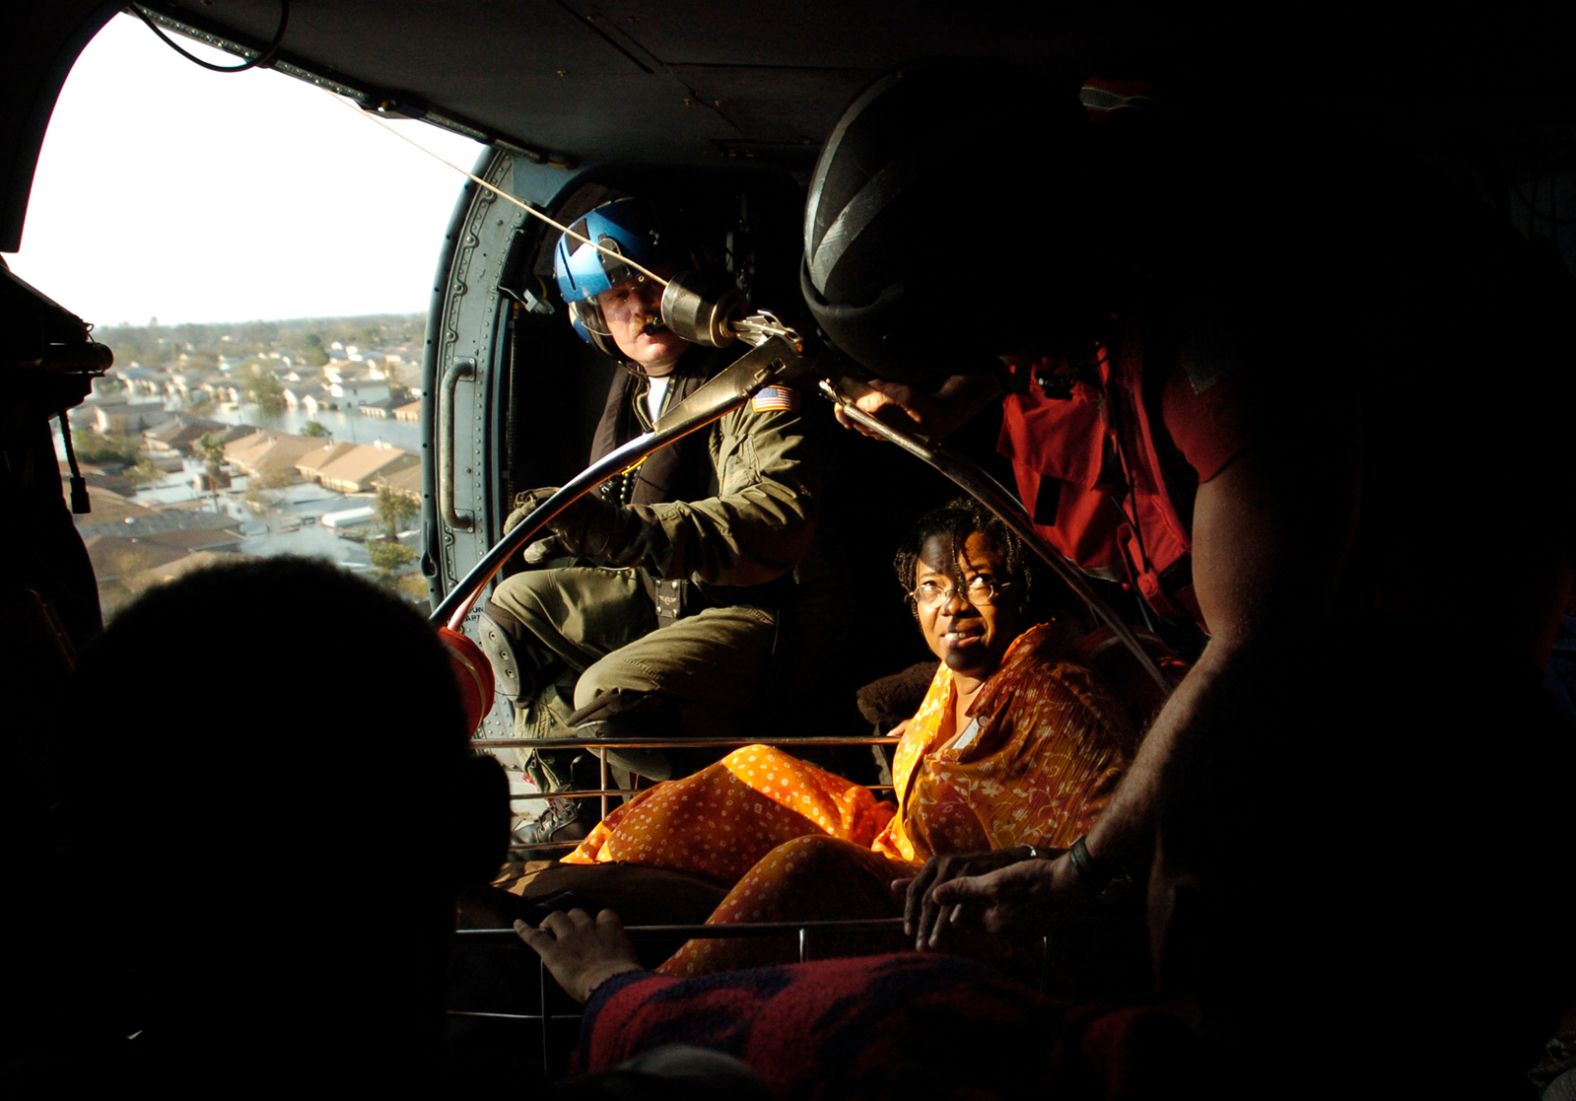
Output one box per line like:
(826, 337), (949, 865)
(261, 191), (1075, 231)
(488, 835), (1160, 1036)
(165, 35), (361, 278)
(459, 727), (911, 1074)
(451, 916), (1055, 1076)
(490, 733), (900, 848)
(459, 721), (1062, 1078)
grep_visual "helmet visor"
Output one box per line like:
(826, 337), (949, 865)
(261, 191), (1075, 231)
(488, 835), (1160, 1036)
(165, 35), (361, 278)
(575, 274), (665, 337)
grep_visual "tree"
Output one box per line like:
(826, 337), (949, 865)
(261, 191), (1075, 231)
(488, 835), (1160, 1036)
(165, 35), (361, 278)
(368, 539), (417, 582)
(125, 456), (162, 487)
(195, 433), (227, 512)
(394, 572), (430, 608)
(242, 466), (290, 516)
(302, 420), (330, 439)
(303, 333), (330, 368)
(242, 363), (286, 419)
(74, 432), (144, 467)
(374, 484), (419, 539)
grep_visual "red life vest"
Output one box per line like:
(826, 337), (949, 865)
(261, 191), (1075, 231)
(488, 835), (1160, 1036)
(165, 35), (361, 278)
(997, 342), (1203, 626)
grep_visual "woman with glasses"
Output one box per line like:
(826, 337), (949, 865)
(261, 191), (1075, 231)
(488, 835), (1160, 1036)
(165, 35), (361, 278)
(561, 498), (1136, 975)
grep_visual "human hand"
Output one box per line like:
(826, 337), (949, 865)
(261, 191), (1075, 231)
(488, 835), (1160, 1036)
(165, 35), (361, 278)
(925, 854), (1078, 945)
(504, 486), (559, 535)
(833, 379), (938, 438)
(513, 908), (644, 1004)
(547, 493), (642, 565)
(892, 846), (1059, 950)
(521, 535), (565, 564)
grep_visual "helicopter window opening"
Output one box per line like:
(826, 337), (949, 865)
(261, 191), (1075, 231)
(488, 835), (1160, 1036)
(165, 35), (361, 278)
(10, 13), (481, 620)
(128, 0), (291, 74)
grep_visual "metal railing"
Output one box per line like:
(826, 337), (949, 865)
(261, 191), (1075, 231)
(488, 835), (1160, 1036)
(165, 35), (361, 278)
(452, 917), (908, 1075)
(450, 915), (1055, 1077)
(458, 724), (912, 1074)
(489, 733), (900, 853)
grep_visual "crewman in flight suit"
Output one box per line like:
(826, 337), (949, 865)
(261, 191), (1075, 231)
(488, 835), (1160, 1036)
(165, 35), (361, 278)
(479, 197), (824, 844)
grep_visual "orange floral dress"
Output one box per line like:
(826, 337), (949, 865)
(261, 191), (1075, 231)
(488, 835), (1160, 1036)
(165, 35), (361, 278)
(564, 623), (1134, 974)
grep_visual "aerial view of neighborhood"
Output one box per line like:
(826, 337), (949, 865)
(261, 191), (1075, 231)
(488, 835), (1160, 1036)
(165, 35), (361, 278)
(65, 314), (431, 617)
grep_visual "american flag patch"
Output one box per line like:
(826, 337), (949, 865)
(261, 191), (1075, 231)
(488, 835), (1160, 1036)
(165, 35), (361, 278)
(750, 386), (799, 413)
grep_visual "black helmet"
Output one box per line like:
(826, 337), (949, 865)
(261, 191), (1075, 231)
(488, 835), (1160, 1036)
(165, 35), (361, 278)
(801, 63), (1087, 385)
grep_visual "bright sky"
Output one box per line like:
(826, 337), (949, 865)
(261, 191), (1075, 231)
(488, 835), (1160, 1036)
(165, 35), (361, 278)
(7, 13), (484, 327)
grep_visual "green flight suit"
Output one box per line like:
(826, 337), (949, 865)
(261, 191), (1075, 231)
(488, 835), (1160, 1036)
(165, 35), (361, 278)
(485, 349), (823, 787)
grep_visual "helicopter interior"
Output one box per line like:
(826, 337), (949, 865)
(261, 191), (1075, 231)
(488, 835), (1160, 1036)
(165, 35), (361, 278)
(10, 0), (1576, 641)
(7, 0), (1576, 1090)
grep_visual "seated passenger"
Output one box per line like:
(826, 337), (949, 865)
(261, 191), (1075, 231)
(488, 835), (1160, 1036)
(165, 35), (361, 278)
(30, 558), (508, 1091)
(562, 498), (1136, 976)
(478, 196), (826, 844)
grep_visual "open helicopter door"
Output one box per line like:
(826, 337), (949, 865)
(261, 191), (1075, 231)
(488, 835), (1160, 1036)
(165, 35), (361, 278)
(422, 149), (584, 740)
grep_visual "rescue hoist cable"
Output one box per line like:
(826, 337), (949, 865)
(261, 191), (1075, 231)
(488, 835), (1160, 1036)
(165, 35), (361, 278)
(821, 378), (1172, 694)
(322, 92), (672, 289)
(429, 335), (815, 632)
(323, 88), (1169, 697)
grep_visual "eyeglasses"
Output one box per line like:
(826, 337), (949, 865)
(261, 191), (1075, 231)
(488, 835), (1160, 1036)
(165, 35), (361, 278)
(909, 575), (1010, 610)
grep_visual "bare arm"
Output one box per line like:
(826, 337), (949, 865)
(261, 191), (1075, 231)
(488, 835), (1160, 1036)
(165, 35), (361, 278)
(1082, 425), (1361, 871)
(929, 414), (1361, 936)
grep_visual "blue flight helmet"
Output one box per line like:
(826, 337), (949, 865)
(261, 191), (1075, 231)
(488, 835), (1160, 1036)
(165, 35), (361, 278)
(554, 197), (670, 361)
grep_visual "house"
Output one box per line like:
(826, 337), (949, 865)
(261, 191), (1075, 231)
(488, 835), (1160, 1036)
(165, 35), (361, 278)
(373, 462), (423, 504)
(223, 430), (320, 482)
(328, 378), (391, 407)
(120, 366), (164, 397)
(314, 441), (419, 494)
(91, 400), (169, 435)
(164, 370), (198, 400)
(63, 461), (141, 499)
(83, 534), (191, 587)
(359, 396), (404, 420)
(66, 480), (156, 528)
(76, 496), (244, 542)
(393, 400), (422, 423)
(143, 417), (227, 456)
(295, 441), (357, 483)
(321, 504), (377, 528)
(203, 378), (242, 405)
(117, 549), (246, 607)
(281, 383), (325, 411)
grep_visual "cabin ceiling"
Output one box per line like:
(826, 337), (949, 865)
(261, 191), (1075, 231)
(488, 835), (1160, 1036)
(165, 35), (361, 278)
(6, 1), (1576, 251)
(118, 1), (1576, 165)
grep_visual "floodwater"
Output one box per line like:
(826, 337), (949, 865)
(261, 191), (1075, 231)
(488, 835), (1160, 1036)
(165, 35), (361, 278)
(202, 403), (423, 452)
(129, 457), (382, 569)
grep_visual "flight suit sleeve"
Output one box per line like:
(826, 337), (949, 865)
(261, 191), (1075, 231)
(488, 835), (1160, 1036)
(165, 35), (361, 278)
(632, 399), (820, 587)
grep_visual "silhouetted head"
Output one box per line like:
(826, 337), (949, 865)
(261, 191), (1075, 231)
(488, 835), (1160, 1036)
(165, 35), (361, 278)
(53, 557), (507, 1086)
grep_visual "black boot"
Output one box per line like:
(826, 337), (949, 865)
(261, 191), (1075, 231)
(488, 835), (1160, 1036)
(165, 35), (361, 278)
(515, 795), (589, 846)
(516, 750), (599, 845)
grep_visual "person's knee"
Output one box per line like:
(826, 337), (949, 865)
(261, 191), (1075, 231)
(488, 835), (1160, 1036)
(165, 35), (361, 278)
(482, 573), (572, 701)
(486, 571), (560, 634)
(761, 834), (853, 882)
(574, 655), (660, 709)
(480, 597), (539, 702)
